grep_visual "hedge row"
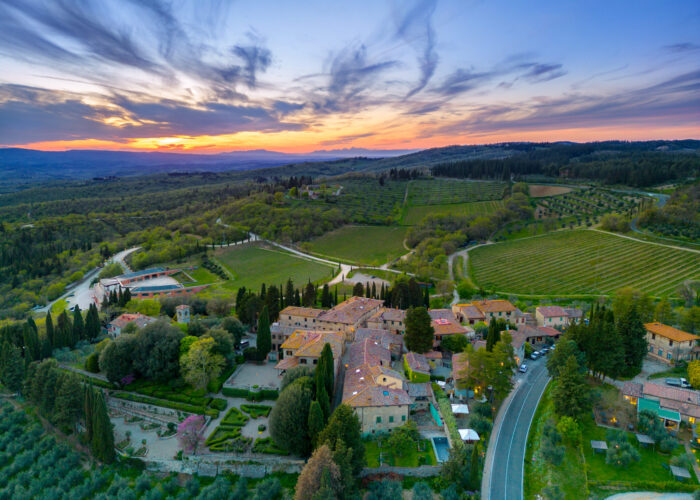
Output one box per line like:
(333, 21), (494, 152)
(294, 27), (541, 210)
(433, 384), (461, 445)
(207, 363), (238, 393)
(221, 407), (249, 426)
(125, 383), (209, 407)
(205, 425), (252, 452)
(209, 398), (228, 411)
(252, 437), (289, 455)
(222, 387), (279, 401)
(240, 404), (272, 419)
(111, 391), (220, 419)
(588, 480), (698, 493)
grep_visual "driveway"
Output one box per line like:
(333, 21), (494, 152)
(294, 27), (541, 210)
(482, 358), (550, 500)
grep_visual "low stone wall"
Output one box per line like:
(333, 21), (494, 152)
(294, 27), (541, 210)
(145, 457), (304, 477)
(360, 465), (441, 478)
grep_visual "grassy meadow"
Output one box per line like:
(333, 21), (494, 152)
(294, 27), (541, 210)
(304, 225), (408, 265)
(469, 229), (700, 297)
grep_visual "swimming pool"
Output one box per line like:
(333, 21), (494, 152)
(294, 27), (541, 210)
(431, 436), (450, 463)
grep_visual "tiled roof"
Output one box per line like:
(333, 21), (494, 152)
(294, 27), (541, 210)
(432, 319), (470, 336)
(424, 351), (443, 359)
(405, 352), (430, 373)
(109, 313), (156, 329)
(274, 357), (299, 370)
(354, 329), (403, 351)
(472, 300), (516, 314)
(622, 382), (643, 399)
(130, 284), (182, 292)
(368, 308), (405, 323)
(510, 330), (527, 351)
(343, 384), (411, 408)
(407, 382), (433, 399)
(453, 304), (485, 319)
(429, 309), (457, 321)
(319, 297), (383, 325)
(281, 330), (344, 359)
(537, 306), (567, 317)
(279, 306), (324, 318)
(643, 382), (700, 405)
(564, 308), (583, 318)
(644, 322), (699, 343)
(347, 339), (391, 369)
(517, 325), (560, 338)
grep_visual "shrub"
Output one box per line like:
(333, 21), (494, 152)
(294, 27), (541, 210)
(252, 437), (289, 455)
(85, 353), (100, 373)
(241, 404), (272, 418)
(221, 407), (249, 426)
(688, 360), (700, 389)
(209, 399), (228, 411)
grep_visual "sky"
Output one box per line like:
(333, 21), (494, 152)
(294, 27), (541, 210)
(0, 0), (698, 153)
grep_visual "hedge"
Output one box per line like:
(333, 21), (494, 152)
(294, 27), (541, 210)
(240, 404), (272, 418)
(209, 398), (228, 411)
(252, 437), (289, 455)
(433, 384), (460, 445)
(222, 387), (279, 401)
(111, 392), (205, 415)
(221, 407), (249, 426)
(588, 480), (699, 493)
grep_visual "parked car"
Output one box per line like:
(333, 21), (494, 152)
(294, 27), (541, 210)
(530, 351), (540, 360)
(519, 364), (528, 373)
(665, 377), (691, 389)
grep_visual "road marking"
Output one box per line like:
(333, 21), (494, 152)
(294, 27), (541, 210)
(503, 366), (548, 500)
(520, 373), (551, 500)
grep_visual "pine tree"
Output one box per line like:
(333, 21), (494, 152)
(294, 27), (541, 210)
(352, 282), (363, 297)
(85, 304), (100, 341)
(469, 443), (481, 488)
(45, 311), (55, 349)
(308, 400), (325, 448)
(404, 307), (434, 354)
(256, 306), (271, 361)
(91, 390), (115, 464)
(371, 282), (376, 299)
(295, 289), (301, 307)
(72, 306), (85, 342)
(617, 304), (648, 377)
(56, 310), (72, 348)
(304, 281), (316, 307)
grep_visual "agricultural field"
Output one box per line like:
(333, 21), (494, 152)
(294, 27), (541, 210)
(406, 178), (507, 205)
(536, 188), (646, 220)
(303, 225), (408, 265)
(528, 184), (573, 197)
(469, 229), (700, 297)
(215, 243), (335, 292)
(402, 200), (505, 225)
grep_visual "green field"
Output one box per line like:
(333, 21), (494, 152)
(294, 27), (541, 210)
(406, 178), (506, 205)
(215, 243), (335, 291)
(402, 200), (505, 225)
(470, 229), (700, 297)
(304, 225), (408, 265)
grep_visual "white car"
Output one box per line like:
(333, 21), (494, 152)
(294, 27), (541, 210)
(519, 364), (528, 373)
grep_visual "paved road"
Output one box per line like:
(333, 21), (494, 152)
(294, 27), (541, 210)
(482, 358), (550, 500)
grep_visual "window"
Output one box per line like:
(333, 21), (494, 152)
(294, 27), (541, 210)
(649, 345), (654, 352)
(313, 359), (318, 364)
(667, 353), (672, 360)
(389, 416), (394, 423)
(651, 333), (656, 340)
(376, 416), (381, 423)
(300, 359), (307, 364)
(401, 415), (406, 421)
(658, 349), (663, 356)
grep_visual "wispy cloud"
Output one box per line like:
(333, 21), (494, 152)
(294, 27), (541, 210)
(393, 0), (439, 98)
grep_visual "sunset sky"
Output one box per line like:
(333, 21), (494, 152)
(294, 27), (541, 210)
(1, 0), (699, 153)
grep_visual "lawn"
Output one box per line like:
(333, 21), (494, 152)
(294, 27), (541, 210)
(215, 243), (336, 291)
(469, 229), (700, 297)
(51, 298), (68, 314)
(303, 225), (408, 265)
(401, 200), (506, 225)
(364, 438), (437, 467)
(173, 265), (219, 285)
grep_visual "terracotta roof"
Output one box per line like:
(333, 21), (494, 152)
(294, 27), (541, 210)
(346, 339), (391, 369)
(280, 306), (324, 318)
(537, 306), (567, 317)
(319, 297), (383, 325)
(407, 382), (432, 399)
(644, 322), (699, 343)
(510, 330), (527, 351)
(424, 350), (443, 359)
(274, 357), (299, 370)
(643, 383), (700, 405)
(354, 329), (403, 351)
(405, 352), (430, 373)
(281, 330), (344, 359)
(432, 318), (471, 337)
(472, 299), (516, 314)
(343, 384), (411, 408)
(564, 308), (583, 318)
(622, 382), (643, 399)
(517, 325), (560, 338)
(175, 304), (190, 310)
(109, 313), (156, 330)
(453, 304), (485, 320)
(429, 309), (457, 321)
(368, 308), (405, 323)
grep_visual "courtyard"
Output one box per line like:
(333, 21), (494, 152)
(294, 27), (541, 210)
(224, 361), (281, 390)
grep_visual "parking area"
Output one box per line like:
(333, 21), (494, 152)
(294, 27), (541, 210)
(225, 361), (281, 390)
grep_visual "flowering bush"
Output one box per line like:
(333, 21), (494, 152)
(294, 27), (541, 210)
(177, 414), (205, 454)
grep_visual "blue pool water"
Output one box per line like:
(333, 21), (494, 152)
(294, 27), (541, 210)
(431, 436), (450, 463)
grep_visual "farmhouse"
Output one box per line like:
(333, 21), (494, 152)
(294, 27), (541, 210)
(107, 313), (156, 337)
(536, 306), (568, 327)
(342, 336), (410, 434)
(275, 330), (345, 375)
(471, 299), (517, 322)
(366, 308), (406, 334)
(645, 322), (700, 364)
(451, 303), (485, 325)
(270, 324), (299, 353)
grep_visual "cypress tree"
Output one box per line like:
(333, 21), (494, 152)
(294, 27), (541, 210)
(91, 390), (115, 464)
(285, 279), (295, 307)
(317, 382), (330, 422)
(84, 386), (95, 443)
(72, 306), (85, 342)
(423, 287), (429, 308)
(469, 443), (481, 489)
(320, 343), (334, 399)
(45, 311), (55, 349)
(334, 287), (338, 306)
(22, 322), (40, 362)
(256, 306), (271, 361)
(321, 284), (331, 308)
(308, 400), (324, 448)
(0, 342), (24, 393)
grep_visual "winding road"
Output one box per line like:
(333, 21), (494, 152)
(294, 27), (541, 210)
(482, 357), (551, 500)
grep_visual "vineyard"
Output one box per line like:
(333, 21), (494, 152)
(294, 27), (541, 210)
(402, 200), (506, 225)
(304, 225), (408, 265)
(406, 178), (507, 205)
(536, 188), (646, 220)
(469, 230), (700, 297)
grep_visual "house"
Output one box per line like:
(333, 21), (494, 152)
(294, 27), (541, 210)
(316, 297), (384, 339)
(404, 352), (430, 382)
(407, 382), (433, 410)
(536, 306), (568, 328)
(342, 336), (411, 434)
(452, 303), (485, 325)
(622, 381), (700, 425)
(471, 299), (517, 323)
(278, 306), (324, 329)
(645, 322), (699, 365)
(106, 313), (156, 337)
(275, 330), (345, 375)
(517, 325), (562, 346)
(429, 309), (459, 322)
(270, 324), (299, 353)
(510, 330), (527, 367)
(432, 317), (474, 348)
(366, 308), (406, 334)
(354, 328), (403, 359)
(563, 308), (583, 325)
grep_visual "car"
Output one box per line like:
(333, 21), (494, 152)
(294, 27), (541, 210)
(530, 351), (540, 360)
(550, 344), (556, 350)
(518, 364), (528, 373)
(665, 377), (691, 389)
